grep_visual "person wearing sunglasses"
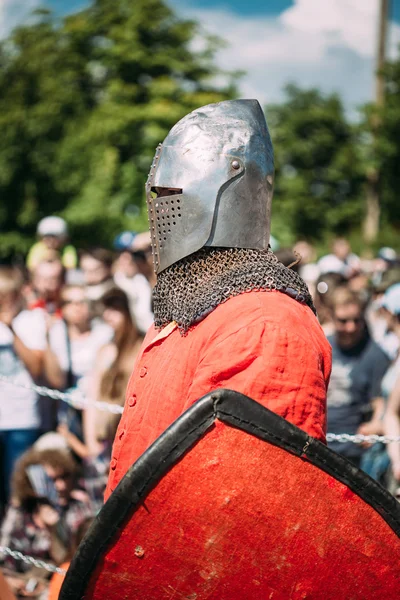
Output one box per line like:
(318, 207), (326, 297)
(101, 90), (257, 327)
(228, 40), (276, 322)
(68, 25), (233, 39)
(327, 286), (390, 467)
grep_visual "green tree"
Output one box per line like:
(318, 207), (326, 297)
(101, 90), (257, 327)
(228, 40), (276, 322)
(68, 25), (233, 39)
(0, 0), (237, 258)
(266, 84), (364, 247)
(373, 56), (400, 240)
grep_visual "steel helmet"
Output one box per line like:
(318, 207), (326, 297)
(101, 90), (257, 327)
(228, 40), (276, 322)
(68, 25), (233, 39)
(146, 99), (274, 274)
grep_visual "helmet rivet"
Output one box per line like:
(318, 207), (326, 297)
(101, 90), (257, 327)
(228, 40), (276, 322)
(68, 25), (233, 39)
(232, 160), (240, 170)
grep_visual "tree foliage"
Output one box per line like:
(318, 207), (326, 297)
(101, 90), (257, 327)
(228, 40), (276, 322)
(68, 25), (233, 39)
(375, 58), (400, 230)
(3, 1), (400, 258)
(0, 0), (237, 257)
(266, 85), (365, 247)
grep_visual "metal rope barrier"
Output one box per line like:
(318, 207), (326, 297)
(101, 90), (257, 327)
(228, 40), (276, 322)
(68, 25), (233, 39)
(326, 433), (400, 444)
(0, 374), (123, 414)
(0, 545), (66, 575)
(2, 374), (400, 441)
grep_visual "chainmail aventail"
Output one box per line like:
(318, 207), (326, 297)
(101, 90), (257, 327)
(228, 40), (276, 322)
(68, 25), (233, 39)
(153, 247), (316, 333)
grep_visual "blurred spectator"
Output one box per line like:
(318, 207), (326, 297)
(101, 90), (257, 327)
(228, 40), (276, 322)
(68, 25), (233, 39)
(367, 272), (400, 360)
(131, 232), (156, 288)
(274, 248), (300, 272)
(26, 217), (77, 272)
(47, 517), (94, 600)
(313, 272), (347, 336)
(293, 240), (319, 293)
(0, 268), (46, 507)
(113, 232), (153, 334)
(360, 284), (400, 484)
(371, 247), (399, 288)
(43, 285), (113, 438)
(318, 237), (361, 279)
(382, 286), (400, 485)
(25, 259), (65, 318)
(58, 288), (143, 510)
(326, 287), (390, 468)
(0, 447), (92, 597)
(80, 248), (115, 303)
(347, 271), (370, 297)
(45, 285), (112, 391)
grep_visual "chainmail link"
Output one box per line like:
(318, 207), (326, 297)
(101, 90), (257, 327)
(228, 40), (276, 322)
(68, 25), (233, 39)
(153, 247), (315, 333)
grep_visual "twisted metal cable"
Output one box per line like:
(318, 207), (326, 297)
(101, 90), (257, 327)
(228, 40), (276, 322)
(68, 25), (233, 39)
(0, 545), (67, 575)
(327, 433), (400, 444)
(0, 374), (123, 414)
(2, 374), (400, 442)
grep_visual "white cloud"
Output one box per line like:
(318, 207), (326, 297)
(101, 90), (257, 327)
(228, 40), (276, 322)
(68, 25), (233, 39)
(176, 0), (400, 115)
(1, 0), (399, 116)
(0, 0), (40, 39)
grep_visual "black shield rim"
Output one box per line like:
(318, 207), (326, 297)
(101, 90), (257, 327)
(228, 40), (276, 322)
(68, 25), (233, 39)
(60, 388), (400, 600)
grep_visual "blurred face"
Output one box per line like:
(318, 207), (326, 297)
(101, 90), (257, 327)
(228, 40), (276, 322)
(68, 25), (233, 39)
(116, 251), (138, 277)
(333, 239), (350, 261)
(348, 273), (368, 293)
(0, 291), (20, 312)
(43, 464), (73, 506)
(293, 241), (315, 264)
(333, 303), (365, 349)
(80, 255), (111, 286)
(103, 307), (125, 332)
(42, 234), (63, 250)
(33, 261), (63, 299)
(61, 287), (90, 326)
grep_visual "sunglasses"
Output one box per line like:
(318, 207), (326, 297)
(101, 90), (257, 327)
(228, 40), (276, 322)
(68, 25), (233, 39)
(334, 317), (364, 325)
(61, 299), (88, 306)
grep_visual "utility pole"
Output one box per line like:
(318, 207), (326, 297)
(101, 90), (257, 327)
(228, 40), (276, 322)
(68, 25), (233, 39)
(363, 0), (389, 246)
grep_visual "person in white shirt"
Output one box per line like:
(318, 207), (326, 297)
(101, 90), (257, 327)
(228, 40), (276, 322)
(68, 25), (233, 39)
(0, 267), (46, 505)
(113, 232), (154, 334)
(318, 238), (361, 279)
(43, 284), (113, 439)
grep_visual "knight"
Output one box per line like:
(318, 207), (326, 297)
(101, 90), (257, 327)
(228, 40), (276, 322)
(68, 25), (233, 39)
(60, 100), (400, 600)
(105, 99), (331, 498)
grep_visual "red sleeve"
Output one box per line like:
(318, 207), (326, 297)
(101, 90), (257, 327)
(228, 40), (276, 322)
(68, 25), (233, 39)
(184, 320), (329, 441)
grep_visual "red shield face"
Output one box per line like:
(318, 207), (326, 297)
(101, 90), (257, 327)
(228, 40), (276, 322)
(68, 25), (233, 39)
(61, 390), (400, 600)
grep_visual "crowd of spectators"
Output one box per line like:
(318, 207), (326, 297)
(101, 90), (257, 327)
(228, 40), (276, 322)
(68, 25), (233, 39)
(2, 217), (400, 598)
(0, 217), (153, 598)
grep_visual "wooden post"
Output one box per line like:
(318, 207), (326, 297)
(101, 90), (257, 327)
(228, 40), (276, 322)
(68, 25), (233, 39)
(363, 0), (389, 246)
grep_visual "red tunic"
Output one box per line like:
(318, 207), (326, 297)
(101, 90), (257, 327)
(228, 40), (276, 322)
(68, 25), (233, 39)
(105, 291), (331, 499)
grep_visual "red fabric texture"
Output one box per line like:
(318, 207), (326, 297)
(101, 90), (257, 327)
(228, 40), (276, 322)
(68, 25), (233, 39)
(105, 291), (331, 498)
(90, 422), (400, 599)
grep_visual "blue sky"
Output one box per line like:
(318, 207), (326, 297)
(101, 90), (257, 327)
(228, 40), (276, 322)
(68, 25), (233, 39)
(2, 0), (400, 117)
(44, 0), (294, 18)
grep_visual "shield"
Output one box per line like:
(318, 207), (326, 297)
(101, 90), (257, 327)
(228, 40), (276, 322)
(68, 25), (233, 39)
(60, 390), (400, 600)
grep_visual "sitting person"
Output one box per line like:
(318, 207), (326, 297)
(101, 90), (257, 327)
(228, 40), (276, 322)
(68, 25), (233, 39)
(0, 447), (93, 596)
